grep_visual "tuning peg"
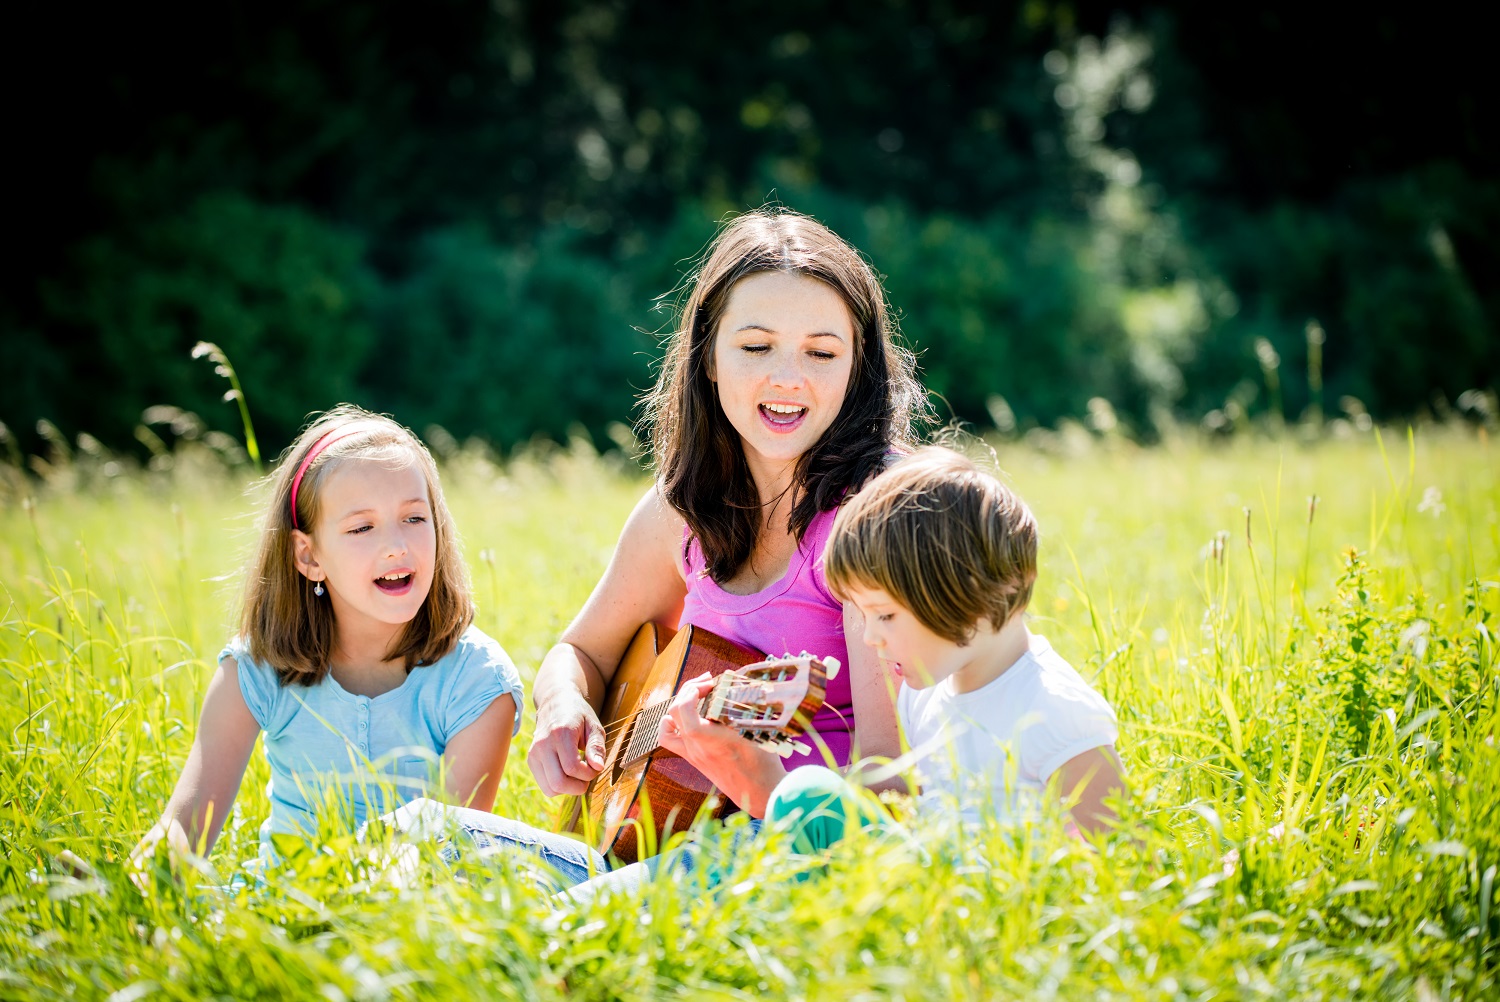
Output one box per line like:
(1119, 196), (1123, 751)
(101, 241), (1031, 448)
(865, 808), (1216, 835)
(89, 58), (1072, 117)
(821, 656), (840, 679)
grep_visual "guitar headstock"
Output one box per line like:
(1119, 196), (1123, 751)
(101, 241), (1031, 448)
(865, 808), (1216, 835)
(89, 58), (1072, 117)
(699, 651), (836, 751)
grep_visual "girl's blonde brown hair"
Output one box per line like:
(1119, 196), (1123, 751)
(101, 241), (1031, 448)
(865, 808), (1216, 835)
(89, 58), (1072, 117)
(242, 405), (473, 685)
(825, 447), (1037, 644)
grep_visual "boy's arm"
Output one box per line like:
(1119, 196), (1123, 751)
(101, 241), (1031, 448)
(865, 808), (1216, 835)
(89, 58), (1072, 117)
(131, 657), (261, 868)
(1054, 745), (1128, 838)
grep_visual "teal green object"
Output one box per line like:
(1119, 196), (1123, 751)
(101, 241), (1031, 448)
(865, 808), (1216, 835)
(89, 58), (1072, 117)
(765, 766), (902, 863)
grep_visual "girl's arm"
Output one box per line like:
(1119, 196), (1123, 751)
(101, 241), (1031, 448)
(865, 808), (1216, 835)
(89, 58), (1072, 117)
(440, 693), (517, 811)
(529, 487), (688, 796)
(1054, 745), (1128, 838)
(131, 657), (261, 865)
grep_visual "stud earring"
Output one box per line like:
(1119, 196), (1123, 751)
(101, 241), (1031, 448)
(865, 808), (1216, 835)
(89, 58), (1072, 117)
(314, 581), (325, 597)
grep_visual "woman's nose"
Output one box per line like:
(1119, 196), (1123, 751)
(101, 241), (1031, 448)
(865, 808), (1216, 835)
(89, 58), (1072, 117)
(769, 351), (805, 389)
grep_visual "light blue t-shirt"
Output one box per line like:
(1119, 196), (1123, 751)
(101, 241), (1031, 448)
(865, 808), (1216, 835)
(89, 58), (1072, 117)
(222, 625), (522, 856)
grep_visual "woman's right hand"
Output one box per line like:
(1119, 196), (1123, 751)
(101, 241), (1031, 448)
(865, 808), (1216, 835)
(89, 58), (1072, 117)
(527, 689), (607, 797)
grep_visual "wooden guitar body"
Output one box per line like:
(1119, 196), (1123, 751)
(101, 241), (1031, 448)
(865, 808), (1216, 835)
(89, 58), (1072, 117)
(559, 622), (832, 864)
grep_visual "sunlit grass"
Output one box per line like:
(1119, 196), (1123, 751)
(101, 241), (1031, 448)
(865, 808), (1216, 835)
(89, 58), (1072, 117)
(1, 426), (1496, 999)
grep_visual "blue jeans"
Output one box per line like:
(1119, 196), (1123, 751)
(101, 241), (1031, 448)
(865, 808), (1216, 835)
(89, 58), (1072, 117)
(378, 798), (762, 899)
(377, 798), (607, 891)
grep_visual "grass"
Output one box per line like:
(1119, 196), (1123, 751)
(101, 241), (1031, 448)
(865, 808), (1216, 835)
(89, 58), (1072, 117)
(1, 424), (1497, 1000)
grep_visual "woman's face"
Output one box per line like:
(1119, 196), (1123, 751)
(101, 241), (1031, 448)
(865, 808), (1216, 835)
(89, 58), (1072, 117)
(711, 271), (856, 480)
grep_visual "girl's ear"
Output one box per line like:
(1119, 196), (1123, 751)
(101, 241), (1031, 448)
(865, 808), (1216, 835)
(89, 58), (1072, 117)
(291, 530), (322, 582)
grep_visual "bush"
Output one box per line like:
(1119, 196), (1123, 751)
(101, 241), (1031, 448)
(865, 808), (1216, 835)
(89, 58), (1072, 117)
(367, 227), (652, 452)
(40, 193), (375, 449)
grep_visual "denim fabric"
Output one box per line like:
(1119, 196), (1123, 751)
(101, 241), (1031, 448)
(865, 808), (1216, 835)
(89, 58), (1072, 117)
(561, 817), (764, 904)
(377, 799), (773, 898)
(376, 798), (607, 892)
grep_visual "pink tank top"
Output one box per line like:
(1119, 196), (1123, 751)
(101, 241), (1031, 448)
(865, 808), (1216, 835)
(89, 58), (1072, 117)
(679, 507), (854, 771)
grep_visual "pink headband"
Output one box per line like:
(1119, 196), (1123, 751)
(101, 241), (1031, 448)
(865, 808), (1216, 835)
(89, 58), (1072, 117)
(289, 421), (383, 530)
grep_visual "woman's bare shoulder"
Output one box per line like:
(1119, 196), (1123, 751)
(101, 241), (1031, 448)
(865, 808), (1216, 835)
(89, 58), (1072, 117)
(612, 483), (689, 577)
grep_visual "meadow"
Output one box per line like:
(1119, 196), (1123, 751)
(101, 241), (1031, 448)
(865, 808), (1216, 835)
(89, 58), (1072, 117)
(1, 423), (1496, 1000)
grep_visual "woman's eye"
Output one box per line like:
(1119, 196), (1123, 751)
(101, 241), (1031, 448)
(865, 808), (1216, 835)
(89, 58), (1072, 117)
(347, 525), (372, 535)
(878, 613), (895, 623)
(405, 515), (428, 524)
(809, 350), (836, 361)
(740, 344), (770, 354)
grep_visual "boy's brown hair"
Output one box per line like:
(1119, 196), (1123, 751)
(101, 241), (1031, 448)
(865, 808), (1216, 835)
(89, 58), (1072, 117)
(825, 447), (1037, 644)
(242, 405), (473, 686)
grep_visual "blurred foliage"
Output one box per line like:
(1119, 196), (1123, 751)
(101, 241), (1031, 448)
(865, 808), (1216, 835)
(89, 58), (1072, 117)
(2, 1), (1494, 455)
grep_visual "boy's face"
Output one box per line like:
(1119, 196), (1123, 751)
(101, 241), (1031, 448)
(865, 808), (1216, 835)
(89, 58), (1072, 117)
(843, 584), (967, 690)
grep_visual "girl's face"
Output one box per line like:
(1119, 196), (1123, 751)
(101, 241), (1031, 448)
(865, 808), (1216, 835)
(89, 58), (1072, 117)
(294, 458), (437, 645)
(711, 271), (856, 481)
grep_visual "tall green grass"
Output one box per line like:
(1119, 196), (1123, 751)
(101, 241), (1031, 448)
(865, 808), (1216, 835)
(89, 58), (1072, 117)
(1, 427), (1496, 999)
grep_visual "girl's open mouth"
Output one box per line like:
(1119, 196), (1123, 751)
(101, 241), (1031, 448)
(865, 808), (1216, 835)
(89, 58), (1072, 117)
(759, 403), (807, 431)
(374, 572), (415, 595)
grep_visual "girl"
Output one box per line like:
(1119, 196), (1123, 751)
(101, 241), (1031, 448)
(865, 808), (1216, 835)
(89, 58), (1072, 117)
(443, 206), (930, 889)
(132, 406), (522, 868)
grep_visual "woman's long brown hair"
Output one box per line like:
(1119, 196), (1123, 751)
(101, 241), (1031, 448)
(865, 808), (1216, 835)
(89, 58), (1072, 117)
(241, 405), (473, 686)
(640, 208), (929, 583)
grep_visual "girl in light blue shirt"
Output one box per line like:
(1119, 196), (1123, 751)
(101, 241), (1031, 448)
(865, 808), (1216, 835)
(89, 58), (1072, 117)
(133, 406), (522, 866)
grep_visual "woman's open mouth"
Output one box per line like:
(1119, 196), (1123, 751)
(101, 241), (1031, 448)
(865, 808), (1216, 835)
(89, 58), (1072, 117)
(374, 571), (415, 595)
(758, 402), (807, 432)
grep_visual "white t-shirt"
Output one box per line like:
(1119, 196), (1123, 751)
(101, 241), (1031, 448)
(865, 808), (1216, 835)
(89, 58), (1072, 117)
(896, 632), (1118, 826)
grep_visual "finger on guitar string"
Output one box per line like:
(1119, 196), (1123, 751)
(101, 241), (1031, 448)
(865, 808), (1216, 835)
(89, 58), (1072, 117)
(568, 718), (607, 778)
(527, 713), (606, 795)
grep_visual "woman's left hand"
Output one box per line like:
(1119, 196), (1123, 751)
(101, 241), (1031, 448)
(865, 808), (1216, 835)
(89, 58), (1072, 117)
(657, 676), (788, 817)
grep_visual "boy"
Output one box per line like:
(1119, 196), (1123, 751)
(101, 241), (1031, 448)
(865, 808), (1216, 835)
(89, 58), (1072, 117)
(766, 447), (1126, 851)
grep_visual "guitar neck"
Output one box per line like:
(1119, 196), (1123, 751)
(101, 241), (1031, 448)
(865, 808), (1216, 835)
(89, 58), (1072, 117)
(612, 655), (831, 770)
(616, 692), (707, 767)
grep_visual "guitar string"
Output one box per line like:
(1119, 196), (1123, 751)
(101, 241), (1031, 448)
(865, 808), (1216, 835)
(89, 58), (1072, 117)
(599, 693), (805, 741)
(608, 699), (810, 766)
(610, 695), (810, 760)
(596, 685), (810, 740)
(593, 665), (816, 738)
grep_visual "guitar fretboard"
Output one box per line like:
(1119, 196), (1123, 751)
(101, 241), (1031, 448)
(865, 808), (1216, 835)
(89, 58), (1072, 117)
(618, 691), (717, 768)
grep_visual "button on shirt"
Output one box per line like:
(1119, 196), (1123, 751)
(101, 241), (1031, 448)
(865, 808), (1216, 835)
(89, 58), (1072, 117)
(224, 625), (522, 857)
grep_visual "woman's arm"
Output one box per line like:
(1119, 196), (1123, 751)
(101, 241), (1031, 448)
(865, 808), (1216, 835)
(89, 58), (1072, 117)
(841, 601), (907, 794)
(528, 487), (688, 797)
(131, 657), (261, 865)
(1054, 745), (1128, 838)
(657, 676), (789, 817)
(440, 694), (517, 810)
(656, 602), (909, 815)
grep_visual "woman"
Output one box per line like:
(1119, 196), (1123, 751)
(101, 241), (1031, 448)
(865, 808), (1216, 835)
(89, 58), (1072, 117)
(404, 207), (927, 888)
(528, 208), (926, 855)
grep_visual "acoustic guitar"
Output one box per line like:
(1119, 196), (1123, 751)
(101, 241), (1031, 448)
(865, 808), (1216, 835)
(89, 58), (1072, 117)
(558, 622), (839, 864)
